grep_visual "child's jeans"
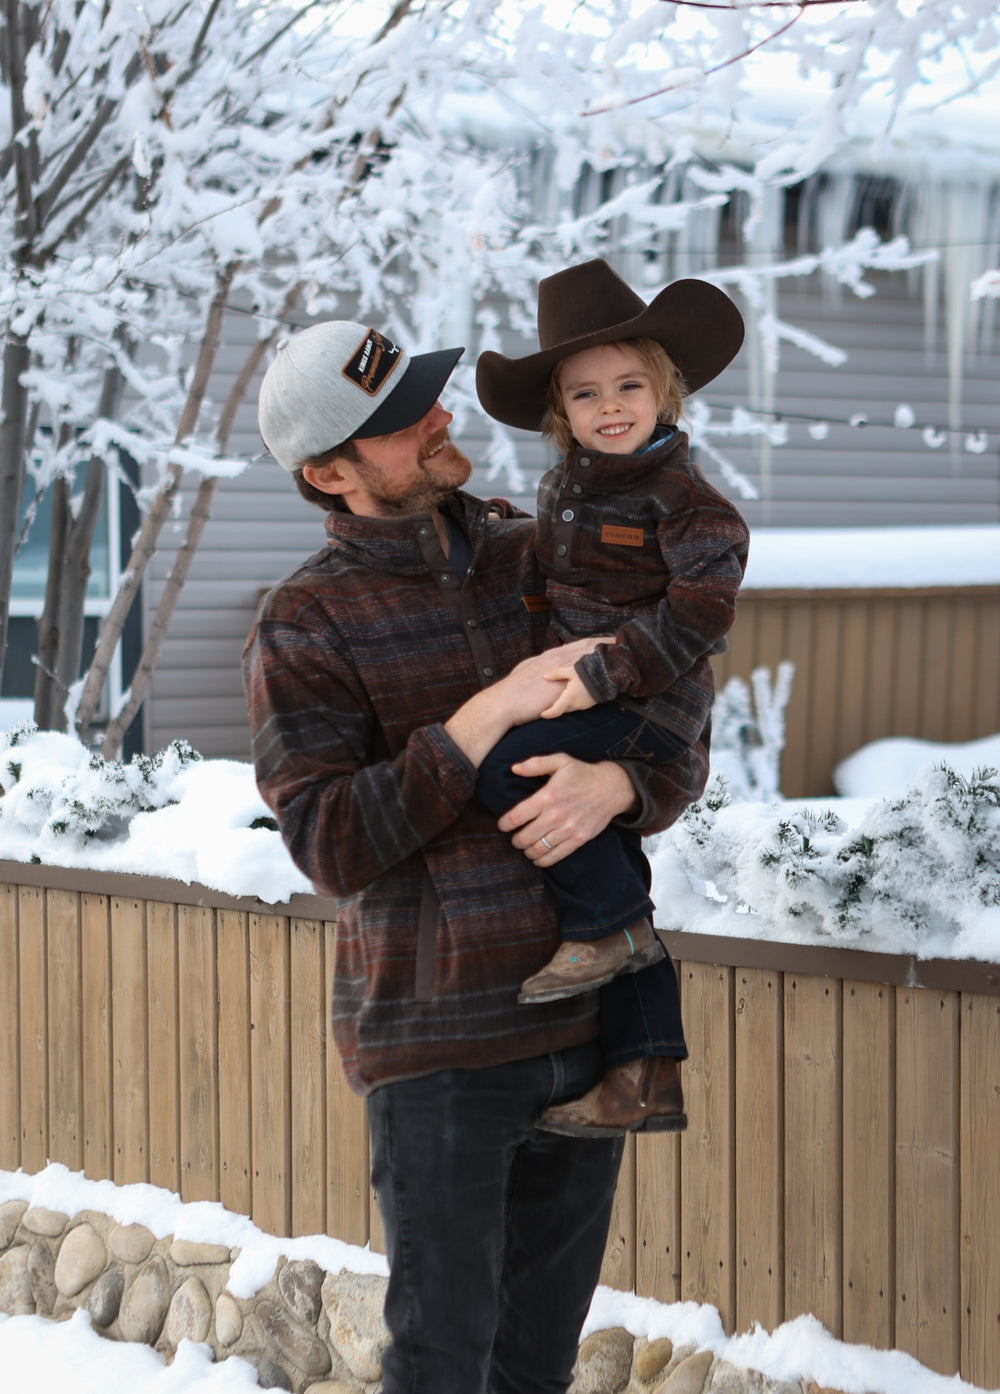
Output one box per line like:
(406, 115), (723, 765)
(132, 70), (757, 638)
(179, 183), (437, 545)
(476, 701), (690, 1063)
(476, 702), (688, 941)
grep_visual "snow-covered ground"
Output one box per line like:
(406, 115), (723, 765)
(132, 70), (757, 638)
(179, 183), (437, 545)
(0, 1162), (992, 1394)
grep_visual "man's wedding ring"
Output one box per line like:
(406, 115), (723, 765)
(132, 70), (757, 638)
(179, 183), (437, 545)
(540, 835), (554, 850)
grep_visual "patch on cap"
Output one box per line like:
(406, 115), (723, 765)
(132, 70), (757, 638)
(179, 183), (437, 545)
(342, 329), (403, 397)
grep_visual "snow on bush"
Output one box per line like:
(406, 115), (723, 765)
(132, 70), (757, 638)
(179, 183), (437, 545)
(654, 763), (1000, 959)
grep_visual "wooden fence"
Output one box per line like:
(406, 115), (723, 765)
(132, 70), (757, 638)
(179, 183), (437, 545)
(718, 584), (1000, 796)
(2, 862), (999, 1389)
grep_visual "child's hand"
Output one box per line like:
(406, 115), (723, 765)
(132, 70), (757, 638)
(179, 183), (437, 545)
(540, 665), (596, 718)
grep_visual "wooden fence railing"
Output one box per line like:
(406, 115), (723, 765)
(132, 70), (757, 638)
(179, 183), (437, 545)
(719, 585), (1000, 796)
(2, 862), (999, 1388)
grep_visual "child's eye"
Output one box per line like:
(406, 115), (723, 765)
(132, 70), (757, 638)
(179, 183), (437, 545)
(572, 389), (595, 400)
(622, 381), (643, 391)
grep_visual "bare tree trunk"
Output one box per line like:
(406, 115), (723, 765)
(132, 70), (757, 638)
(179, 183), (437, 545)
(33, 474), (71, 727)
(74, 260), (240, 741)
(0, 336), (31, 699)
(31, 360), (126, 729)
(99, 285), (301, 757)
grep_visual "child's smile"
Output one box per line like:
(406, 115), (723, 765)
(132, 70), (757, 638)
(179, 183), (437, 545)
(557, 342), (660, 455)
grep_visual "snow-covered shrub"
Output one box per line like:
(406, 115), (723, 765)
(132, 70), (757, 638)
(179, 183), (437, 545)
(663, 762), (1000, 953)
(0, 723), (200, 843)
(709, 662), (794, 802)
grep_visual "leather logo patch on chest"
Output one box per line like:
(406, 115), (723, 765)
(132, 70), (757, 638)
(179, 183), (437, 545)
(601, 524), (645, 547)
(521, 593), (552, 612)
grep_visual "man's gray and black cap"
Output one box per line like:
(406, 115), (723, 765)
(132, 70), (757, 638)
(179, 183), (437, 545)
(259, 320), (464, 472)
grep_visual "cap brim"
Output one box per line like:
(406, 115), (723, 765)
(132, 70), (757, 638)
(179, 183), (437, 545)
(352, 346), (464, 439)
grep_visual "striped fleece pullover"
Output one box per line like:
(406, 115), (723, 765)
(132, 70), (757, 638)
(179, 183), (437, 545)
(242, 491), (709, 1095)
(538, 428), (750, 744)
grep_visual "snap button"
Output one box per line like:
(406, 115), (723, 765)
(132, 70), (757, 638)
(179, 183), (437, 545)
(561, 509), (575, 522)
(572, 484), (583, 494)
(483, 666), (495, 678)
(579, 456), (591, 467)
(467, 618), (478, 628)
(441, 573), (451, 583)
(556, 544), (568, 557)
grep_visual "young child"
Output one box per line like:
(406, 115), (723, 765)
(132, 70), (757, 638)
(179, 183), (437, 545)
(474, 258), (749, 1135)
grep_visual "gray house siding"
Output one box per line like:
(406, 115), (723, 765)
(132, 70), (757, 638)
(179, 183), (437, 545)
(142, 270), (1000, 761)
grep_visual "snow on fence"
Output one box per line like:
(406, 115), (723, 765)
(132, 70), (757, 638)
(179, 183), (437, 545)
(721, 582), (1000, 796)
(2, 862), (998, 1388)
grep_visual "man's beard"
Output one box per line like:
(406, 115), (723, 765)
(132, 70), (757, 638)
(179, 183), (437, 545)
(356, 430), (472, 517)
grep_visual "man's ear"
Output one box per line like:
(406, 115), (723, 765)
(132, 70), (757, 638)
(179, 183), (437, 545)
(301, 458), (353, 497)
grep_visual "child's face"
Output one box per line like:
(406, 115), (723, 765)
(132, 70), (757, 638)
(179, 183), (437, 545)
(556, 342), (660, 455)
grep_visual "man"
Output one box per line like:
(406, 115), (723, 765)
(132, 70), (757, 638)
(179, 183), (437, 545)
(242, 320), (708, 1394)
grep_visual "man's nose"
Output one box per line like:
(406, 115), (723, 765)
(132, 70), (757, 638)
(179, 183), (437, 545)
(427, 401), (453, 429)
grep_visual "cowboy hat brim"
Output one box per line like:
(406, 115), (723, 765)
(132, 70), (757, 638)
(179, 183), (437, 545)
(476, 277), (743, 433)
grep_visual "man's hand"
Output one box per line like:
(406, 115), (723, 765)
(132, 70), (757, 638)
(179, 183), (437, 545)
(496, 753), (638, 866)
(443, 636), (614, 767)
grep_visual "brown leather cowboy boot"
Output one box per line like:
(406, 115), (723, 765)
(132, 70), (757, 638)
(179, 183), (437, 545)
(535, 1056), (687, 1137)
(517, 918), (664, 1004)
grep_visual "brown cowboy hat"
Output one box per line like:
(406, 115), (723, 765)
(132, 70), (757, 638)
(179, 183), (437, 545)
(476, 259), (744, 432)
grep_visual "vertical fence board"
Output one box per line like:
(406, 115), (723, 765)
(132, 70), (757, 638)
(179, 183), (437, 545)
(778, 604), (814, 798)
(890, 600), (924, 736)
(80, 894), (112, 1181)
(971, 601), (1000, 737)
(842, 981), (894, 1350)
(895, 987), (961, 1377)
(325, 921), (371, 1247)
(681, 962), (735, 1332)
(636, 1129), (682, 1303)
(111, 896), (149, 1184)
(250, 912), (291, 1237)
(946, 604), (978, 742)
(960, 994), (1000, 1388)
(46, 888), (82, 1171)
(601, 1136), (636, 1292)
(290, 917), (327, 1237)
(836, 601), (870, 764)
(735, 967), (783, 1334)
(177, 904), (219, 1204)
(19, 886), (47, 1174)
(147, 900), (180, 1194)
(920, 600), (954, 741)
(862, 599), (898, 749)
(805, 606), (842, 799)
(784, 974), (842, 1337)
(0, 884), (19, 1169)
(218, 909), (253, 1219)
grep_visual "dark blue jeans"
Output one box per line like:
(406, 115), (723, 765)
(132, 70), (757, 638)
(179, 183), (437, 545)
(476, 703), (689, 1066)
(476, 704), (687, 940)
(367, 1042), (624, 1394)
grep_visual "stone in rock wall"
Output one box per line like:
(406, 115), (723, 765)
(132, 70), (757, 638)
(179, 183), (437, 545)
(22, 1207), (68, 1238)
(571, 1327), (636, 1393)
(636, 1337), (675, 1382)
(0, 1200), (27, 1249)
(0, 1245), (34, 1315)
(659, 1349), (715, 1394)
(55, 1222), (107, 1298)
(109, 1222), (156, 1265)
(119, 1255), (170, 1345)
(709, 1362), (803, 1393)
(247, 1353), (295, 1392)
(322, 1272), (388, 1384)
(170, 1239), (231, 1267)
(278, 1258), (325, 1326)
(28, 1240), (57, 1316)
(87, 1265), (125, 1329)
(166, 1274), (214, 1347)
(216, 1290), (244, 1347)
(257, 1297), (333, 1380)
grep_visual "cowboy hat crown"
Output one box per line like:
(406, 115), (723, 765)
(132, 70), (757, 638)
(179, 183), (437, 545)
(476, 259), (744, 432)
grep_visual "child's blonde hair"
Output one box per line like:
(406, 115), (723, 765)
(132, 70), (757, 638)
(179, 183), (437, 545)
(541, 337), (687, 454)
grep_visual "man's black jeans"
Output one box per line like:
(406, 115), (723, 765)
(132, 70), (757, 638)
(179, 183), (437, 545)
(367, 1042), (623, 1394)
